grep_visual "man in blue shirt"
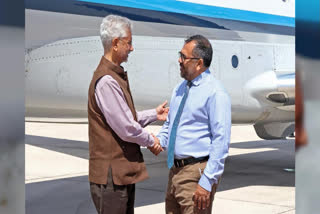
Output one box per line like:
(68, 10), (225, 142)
(152, 35), (231, 213)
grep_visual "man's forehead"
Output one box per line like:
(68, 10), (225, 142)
(182, 41), (196, 54)
(126, 29), (132, 36)
(118, 29), (132, 39)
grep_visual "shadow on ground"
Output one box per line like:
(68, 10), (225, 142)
(26, 135), (294, 214)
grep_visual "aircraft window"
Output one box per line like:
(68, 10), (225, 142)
(231, 55), (239, 68)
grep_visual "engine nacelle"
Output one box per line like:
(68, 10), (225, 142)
(254, 122), (295, 139)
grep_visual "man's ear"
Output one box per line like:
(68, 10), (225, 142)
(197, 58), (204, 70)
(112, 37), (120, 51)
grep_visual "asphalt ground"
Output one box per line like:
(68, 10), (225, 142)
(25, 123), (295, 214)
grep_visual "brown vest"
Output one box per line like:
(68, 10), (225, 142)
(88, 56), (148, 185)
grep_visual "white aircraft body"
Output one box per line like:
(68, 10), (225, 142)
(25, 0), (295, 139)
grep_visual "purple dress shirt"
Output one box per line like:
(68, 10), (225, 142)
(95, 75), (157, 147)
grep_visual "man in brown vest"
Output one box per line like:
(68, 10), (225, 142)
(88, 15), (167, 214)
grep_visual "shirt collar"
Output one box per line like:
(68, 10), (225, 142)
(190, 69), (210, 86)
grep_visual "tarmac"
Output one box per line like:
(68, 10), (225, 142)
(25, 123), (295, 214)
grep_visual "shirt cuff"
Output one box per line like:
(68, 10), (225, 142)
(137, 109), (158, 127)
(143, 109), (157, 121)
(158, 138), (167, 151)
(148, 134), (155, 147)
(198, 174), (215, 192)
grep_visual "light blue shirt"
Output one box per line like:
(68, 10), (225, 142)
(157, 69), (231, 192)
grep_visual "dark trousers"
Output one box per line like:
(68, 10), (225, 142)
(90, 169), (135, 214)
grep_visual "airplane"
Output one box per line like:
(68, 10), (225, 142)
(25, 0), (295, 139)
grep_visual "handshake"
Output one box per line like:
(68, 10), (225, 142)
(148, 134), (164, 156)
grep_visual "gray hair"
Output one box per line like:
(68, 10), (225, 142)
(100, 15), (132, 51)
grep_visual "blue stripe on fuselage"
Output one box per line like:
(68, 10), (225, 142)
(25, 0), (295, 34)
(77, 0), (295, 27)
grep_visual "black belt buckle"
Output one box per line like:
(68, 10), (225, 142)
(174, 159), (183, 167)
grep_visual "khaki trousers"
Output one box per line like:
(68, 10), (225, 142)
(166, 161), (218, 214)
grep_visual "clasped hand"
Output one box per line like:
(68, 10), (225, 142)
(148, 134), (163, 156)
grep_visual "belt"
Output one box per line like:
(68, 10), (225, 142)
(174, 156), (209, 168)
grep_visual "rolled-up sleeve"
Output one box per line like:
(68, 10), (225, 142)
(95, 75), (154, 147)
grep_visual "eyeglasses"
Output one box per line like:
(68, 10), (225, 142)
(178, 51), (200, 62)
